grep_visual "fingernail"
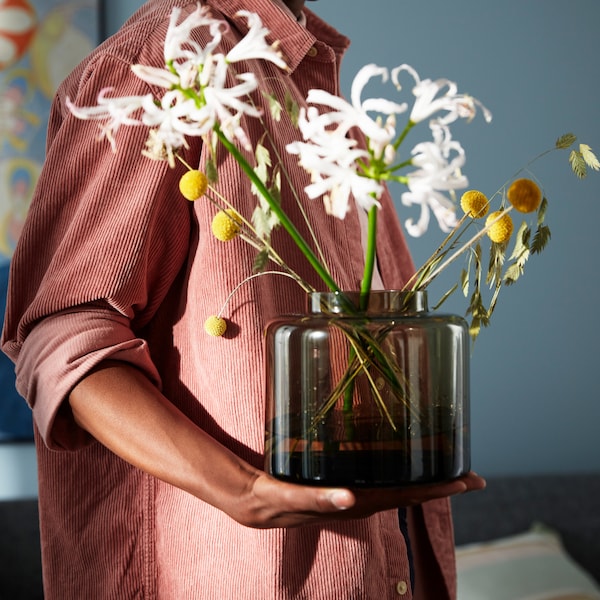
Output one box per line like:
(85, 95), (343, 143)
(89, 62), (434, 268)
(327, 490), (352, 509)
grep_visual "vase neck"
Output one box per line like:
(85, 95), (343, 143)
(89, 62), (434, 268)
(308, 290), (428, 315)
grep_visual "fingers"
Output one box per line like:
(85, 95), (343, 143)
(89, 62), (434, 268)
(236, 475), (357, 528)
(236, 471), (486, 529)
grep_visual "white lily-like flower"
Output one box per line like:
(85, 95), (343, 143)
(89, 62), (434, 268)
(286, 64), (410, 218)
(131, 64), (180, 90)
(163, 4), (227, 64)
(226, 11), (287, 69)
(401, 122), (467, 236)
(201, 56), (264, 149)
(303, 64), (406, 153)
(288, 109), (382, 218)
(66, 88), (149, 150)
(392, 64), (492, 125)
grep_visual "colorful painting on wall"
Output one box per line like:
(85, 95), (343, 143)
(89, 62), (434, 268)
(0, 0), (99, 441)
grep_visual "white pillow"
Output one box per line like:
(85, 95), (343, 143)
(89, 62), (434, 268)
(456, 524), (600, 600)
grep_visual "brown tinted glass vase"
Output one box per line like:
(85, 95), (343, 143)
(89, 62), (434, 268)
(264, 290), (470, 487)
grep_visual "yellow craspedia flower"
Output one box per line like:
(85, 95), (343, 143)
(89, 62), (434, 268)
(507, 178), (542, 213)
(486, 210), (514, 243)
(211, 209), (241, 242)
(460, 190), (489, 218)
(204, 315), (227, 337)
(179, 169), (208, 201)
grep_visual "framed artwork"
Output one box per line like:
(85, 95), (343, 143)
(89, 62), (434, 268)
(0, 0), (100, 441)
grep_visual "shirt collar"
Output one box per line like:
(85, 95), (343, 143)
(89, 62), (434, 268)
(269, 0), (307, 26)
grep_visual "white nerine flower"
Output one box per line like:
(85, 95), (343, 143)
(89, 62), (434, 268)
(131, 64), (180, 90)
(287, 64), (408, 218)
(291, 135), (382, 218)
(201, 57), (263, 149)
(392, 64), (492, 125)
(66, 88), (149, 150)
(226, 11), (287, 69)
(68, 6), (290, 156)
(401, 122), (467, 236)
(163, 4), (227, 63)
(287, 106), (383, 219)
(303, 64), (406, 152)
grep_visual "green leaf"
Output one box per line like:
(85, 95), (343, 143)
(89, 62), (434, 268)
(569, 150), (587, 178)
(556, 133), (577, 149)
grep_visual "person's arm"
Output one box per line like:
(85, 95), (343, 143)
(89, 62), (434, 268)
(69, 359), (485, 528)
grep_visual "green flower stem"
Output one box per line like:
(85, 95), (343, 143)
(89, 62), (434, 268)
(360, 204), (378, 309)
(215, 126), (342, 294)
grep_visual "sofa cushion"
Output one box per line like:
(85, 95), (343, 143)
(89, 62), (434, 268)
(456, 523), (600, 600)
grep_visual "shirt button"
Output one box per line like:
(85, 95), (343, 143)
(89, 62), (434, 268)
(395, 580), (408, 595)
(307, 46), (318, 57)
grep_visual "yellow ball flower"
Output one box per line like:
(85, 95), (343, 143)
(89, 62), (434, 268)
(485, 210), (514, 243)
(179, 170), (208, 201)
(211, 209), (241, 242)
(204, 315), (227, 337)
(460, 190), (489, 218)
(507, 178), (542, 213)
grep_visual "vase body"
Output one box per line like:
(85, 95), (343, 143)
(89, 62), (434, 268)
(264, 290), (470, 487)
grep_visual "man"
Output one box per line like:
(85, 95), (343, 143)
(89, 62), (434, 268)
(2, 0), (484, 597)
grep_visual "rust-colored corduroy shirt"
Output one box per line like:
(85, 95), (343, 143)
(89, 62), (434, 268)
(2, 1), (457, 598)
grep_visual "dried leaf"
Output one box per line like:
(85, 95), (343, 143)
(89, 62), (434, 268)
(556, 133), (577, 149)
(504, 262), (523, 285)
(469, 317), (481, 340)
(537, 197), (548, 226)
(487, 240), (506, 287)
(432, 283), (458, 310)
(206, 156), (218, 185)
(461, 268), (469, 297)
(285, 90), (300, 127)
(531, 224), (551, 254)
(508, 222), (530, 262)
(263, 92), (282, 121)
(569, 150), (587, 179)
(253, 249), (269, 273)
(580, 144), (600, 171)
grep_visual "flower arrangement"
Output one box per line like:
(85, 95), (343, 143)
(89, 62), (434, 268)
(65, 5), (599, 485)
(66, 5), (597, 341)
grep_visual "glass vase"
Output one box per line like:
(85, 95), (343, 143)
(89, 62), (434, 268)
(264, 290), (470, 487)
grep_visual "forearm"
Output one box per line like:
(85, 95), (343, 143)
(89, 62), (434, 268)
(68, 360), (259, 517)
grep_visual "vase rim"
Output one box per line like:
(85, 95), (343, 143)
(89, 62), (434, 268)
(308, 290), (428, 315)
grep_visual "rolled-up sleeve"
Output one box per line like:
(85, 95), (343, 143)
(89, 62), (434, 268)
(1, 52), (194, 450)
(14, 305), (162, 450)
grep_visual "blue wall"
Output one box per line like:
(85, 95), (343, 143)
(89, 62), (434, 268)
(60, 1), (600, 478)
